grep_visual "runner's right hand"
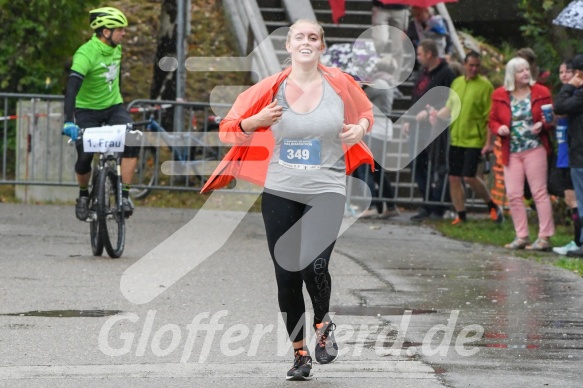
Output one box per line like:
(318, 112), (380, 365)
(62, 122), (80, 141)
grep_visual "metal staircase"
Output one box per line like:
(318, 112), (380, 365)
(257, 0), (413, 123)
(254, 0), (418, 200)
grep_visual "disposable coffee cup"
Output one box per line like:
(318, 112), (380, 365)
(541, 104), (554, 123)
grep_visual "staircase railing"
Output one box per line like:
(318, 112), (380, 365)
(435, 3), (465, 61)
(222, 0), (281, 81)
(282, 0), (316, 21)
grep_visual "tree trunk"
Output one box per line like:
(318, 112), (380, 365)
(150, 0), (178, 105)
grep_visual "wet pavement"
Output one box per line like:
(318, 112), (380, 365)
(0, 203), (582, 387)
(337, 214), (583, 387)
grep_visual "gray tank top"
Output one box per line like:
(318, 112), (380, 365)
(264, 76), (346, 195)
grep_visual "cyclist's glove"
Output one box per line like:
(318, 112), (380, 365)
(62, 122), (80, 141)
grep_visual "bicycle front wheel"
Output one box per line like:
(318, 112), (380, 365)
(90, 204), (104, 256)
(89, 175), (104, 256)
(97, 167), (125, 258)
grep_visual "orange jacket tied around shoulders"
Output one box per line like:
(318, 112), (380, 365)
(200, 64), (375, 193)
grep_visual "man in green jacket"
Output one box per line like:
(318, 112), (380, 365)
(431, 51), (503, 224)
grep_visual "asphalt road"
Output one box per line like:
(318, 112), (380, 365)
(0, 203), (581, 387)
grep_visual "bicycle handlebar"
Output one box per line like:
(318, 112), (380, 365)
(67, 125), (143, 145)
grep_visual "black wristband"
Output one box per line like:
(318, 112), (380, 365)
(238, 121), (247, 133)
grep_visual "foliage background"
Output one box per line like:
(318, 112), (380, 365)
(0, 0), (100, 93)
(518, 0), (583, 89)
(0, 0), (246, 102)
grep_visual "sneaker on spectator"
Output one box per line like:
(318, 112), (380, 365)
(360, 208), (379, 219)
(410, 208), (430, 222)
(553, 241), (579, 256)
(451, 216), (464, 225)
(378, 208), (400, 219)
(566, 246), (583, 258)
(490, 206), (504, 223)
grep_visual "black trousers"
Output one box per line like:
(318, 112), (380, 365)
(261, 190), (345, 342)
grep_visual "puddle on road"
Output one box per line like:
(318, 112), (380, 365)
(1, 309), (123, 317)
(331, 305), (437, 316)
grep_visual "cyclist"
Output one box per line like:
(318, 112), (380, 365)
(62, 6), (138, 220)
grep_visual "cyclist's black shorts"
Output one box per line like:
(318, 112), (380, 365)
(74, 104), (139, 175)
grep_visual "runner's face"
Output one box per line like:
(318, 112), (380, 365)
(559, 64), (574, 84)
(286, 23), (324, 65)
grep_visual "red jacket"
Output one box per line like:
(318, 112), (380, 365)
(201, 64), (375, 193)
(488, 83), (552, 166)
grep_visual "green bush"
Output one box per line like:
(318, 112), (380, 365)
(0, 0), (100, 94)
(519, 0), (583, 88)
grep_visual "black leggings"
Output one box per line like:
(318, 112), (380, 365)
(261, 190), (345, 343)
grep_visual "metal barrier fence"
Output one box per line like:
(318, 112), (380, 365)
(1, 93), (492, 212)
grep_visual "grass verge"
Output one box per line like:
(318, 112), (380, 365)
(429, 215), (583, 277)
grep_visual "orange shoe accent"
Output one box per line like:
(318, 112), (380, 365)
(451, 217), (463, 225)
(489, 208), (497, 221)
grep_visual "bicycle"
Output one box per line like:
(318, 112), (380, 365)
(77, 124), (141, 258)
(130, 117), (220, 199)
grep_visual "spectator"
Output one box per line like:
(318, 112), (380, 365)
(555, 54), (583, 258)
(407, 6), (452, 63)
(551, 60), (580, 255)
(515, 47), (552, 212)
(431, 51), (503, 224)
(371, 1), (409, 78)
(403, 39), (456, 221)
(358, 57), (399, 218)
(489, 57), (554, 251)
(516, 47), (552, 89)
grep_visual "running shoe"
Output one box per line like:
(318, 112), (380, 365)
(314, 322), (338, 364)
(286, 350), (312, 381)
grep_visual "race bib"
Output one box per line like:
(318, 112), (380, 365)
(83, 125), (126, 153)
(279, 139), (321, 170)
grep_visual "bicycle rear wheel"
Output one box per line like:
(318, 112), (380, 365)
(130, 147), (157, 199)
(97, 167), (125, 258)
